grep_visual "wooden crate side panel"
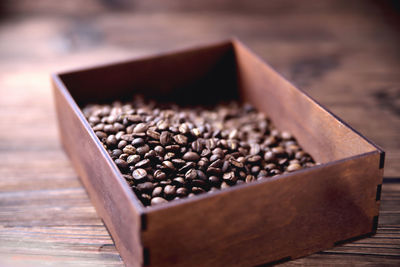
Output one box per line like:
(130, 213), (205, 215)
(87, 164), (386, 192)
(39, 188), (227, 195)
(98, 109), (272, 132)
(58, 41), (237, 107)
(232, 41), (377, 164)
(52, 80), (144, 267)
(143, 152), (382, 267)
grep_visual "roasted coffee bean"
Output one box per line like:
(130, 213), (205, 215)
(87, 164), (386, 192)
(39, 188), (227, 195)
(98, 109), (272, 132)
(136, 181), (153, 192)
(192, 179), (208, 189)
(165, 145), (180, 152)
(173, 177), (186, 186)
(132, 137), (145, 147)
(85, 98), (316, 206)
(154, 145), (165, 156)
(247, 155), (262, 164)
(185, 168), (198, 180)
(127, 154), (141, 164)
(95, 131), (107, 140)
(132, 168), (147, 180)
(229, 158), (244, 168)
(179, 162), (195, 173)
(127, 114), (142, 123)
(196, 170), (207, 181)
(245, 174), (256, 183)
(154, 170), (167, 181)
(191, 139), (204, 152)
(176, 187), (188, 197)
(171, 158), (186, 167)
(136, 144), (150, 155)
(123, 145), (136, 155)
(115, 159), (129, 170)
(151, 197), (168, 205)
(152, 186), (163, 197)
(146, 129), (161, 140)
(207, 167), (222, 176)
(287, 163), (302, 172)
(164, 185), (176, 198)
(182, 152), (200, 161)
(106, 135), (117, 146)
(133, 123), (148, 133)
(162, 161), (175, 171)
(135, 159), (150, 168)
(144, 150), (156, 160)
(209, 176), (220, 185)
(223, 171), (237, 183)
(160, 131), (173, 146)
(111, 149), (123, 158)
(192, 187), (206, 194)
(173, 134), (188, 145)
(164, 152), (175, 161)
(118, 140), (128, 149)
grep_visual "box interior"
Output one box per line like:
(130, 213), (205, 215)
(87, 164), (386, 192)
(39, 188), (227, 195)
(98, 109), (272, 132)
(59, 40), (377, 165)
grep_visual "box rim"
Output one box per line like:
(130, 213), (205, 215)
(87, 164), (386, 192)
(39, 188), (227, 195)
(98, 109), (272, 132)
(52, 73), (146, 214)
(143, 149), (381, 213)
(231, 39), (385, 157)
(51, 38), (385, 212)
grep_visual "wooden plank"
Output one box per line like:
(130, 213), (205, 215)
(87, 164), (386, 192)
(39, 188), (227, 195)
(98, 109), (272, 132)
(53, 78), (144, 267)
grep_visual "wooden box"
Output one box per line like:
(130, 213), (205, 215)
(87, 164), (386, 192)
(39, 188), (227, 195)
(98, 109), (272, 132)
(52, 40), (384, 267)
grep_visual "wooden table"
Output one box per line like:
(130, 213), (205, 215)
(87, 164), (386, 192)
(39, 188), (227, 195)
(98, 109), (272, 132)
(1, 0), (399, 266)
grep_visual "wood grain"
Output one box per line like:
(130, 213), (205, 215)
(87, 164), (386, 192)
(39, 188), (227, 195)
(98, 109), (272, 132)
(1, 0), (399, 266)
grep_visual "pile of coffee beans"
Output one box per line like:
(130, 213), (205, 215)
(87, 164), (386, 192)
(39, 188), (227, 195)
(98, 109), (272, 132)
(83, 96), (316, 206)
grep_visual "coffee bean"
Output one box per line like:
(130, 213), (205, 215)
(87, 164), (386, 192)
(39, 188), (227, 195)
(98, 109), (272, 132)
(146, 129), (160, 140)
(185, 168), (197, 180)
(179, 162), (195, 173)
(192, 179), (208, 189)
(118, 140), (128, 149)
(191, 139), (204, 152)
(132, 138), (145, 147)
(173, 177), (186, 186)
(247, 155), (262, 164)
(165, 145), (180, 152)
(115, 159), (129, 170)
(136, 181), (153, 192)
(127, 154), (141, 164)
(207, 167), (222, 176)
(160, 131), (173, 146)
(173, 134), (188, 145)
(182, 152), (200, 161)
(223, 171), (237, 183)
(209, 176), (220, 185)
(176, 187), (188, 197)
(229, 158), (244, 168)
(135, 159), (150, 168)
(178, 123), (189, 134)
(154, 170), (167, 181)
(162, 161), (175, 171)
(151, 197), (168, 205)
(123, 145), (136, 155)
(111, 149), (123, 158)
(287, 163), (302, 172)
(132, 168), (147, 180)
(127, 114), (142, 123)
(154, 145), (165, 156)
(84, 98), (316, 206)
(152, 186), (163, 197)
(164, 185), (176, 198)
(136, 144), (150, 155)
(106, 135), (117, 146)
(133, 123), (148, 133)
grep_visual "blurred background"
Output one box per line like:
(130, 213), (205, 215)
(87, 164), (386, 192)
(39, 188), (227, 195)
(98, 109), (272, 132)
(0, 0), (399, 266)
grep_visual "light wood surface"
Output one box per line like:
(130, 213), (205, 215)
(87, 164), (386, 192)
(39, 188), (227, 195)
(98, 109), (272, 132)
(1, 0), (399, 266)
